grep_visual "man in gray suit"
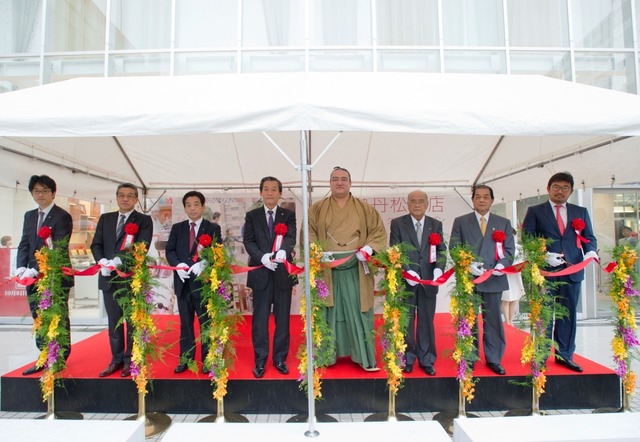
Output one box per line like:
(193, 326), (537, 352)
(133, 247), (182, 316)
(450, 185), (515, 375)
(390, 190), (446, 376)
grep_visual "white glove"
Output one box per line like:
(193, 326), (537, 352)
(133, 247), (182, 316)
(261, 253), (278, 271)
(545, 252), (565, 267)
(433, 268), (443, 280)
(583, 251), (599, 261)
(98, 258), (112, 277)
(176, 263), (191, 282)
(112, 256), (122, 267)
(274, 250), (287, 263)
(469, 262), (484, 276)
(189, 260), (207, 277)
(493, 263), (505, 276)
(321, 252), (334, 263)
(13, 267), (26, 278)
(23, 268), (39, 279)
(404, 270), (420, 287)
(356, 245), (373, 262)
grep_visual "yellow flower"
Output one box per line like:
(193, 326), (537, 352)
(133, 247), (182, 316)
(47, 315), (60, 340)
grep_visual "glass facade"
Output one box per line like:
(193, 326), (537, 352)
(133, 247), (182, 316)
(1, 0), (639, 93)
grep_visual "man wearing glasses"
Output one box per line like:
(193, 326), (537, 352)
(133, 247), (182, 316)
(91, 183), (153, 378)
(523, 172), (598, 372)
(308, 167), (387, 372)
(15, 175), (73, 375)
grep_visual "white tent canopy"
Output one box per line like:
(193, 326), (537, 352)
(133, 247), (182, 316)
(0, 72), (639, 203)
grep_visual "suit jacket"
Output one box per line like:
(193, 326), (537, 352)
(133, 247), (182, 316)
(450, 212), (515, 293)
(90, 210), (153, 291)
(17, 204), (74, 289)
(243, 206), (297, 291)
(165, 218), (222, 297)
(389, 214), (446, 297)
(522, 202), (597, 282)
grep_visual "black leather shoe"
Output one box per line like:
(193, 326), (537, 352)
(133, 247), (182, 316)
(99, 362), (123, 377)
(421, 365), (436, 376)
(174, 364), (188, 374)
(274, 361), (289, 375)
(22, 365), (44, 376)
(403, 363), (413, 374)
(487, 362), (506, 375)
(253, 364), (265, 378)
(120, 366), (131, 377)
(555, 357), (583, 372)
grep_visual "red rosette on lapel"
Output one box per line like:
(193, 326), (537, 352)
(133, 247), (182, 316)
(428, 233), (441, 263)
(121, 222), (139, 251)
(193, 233), (212, 262)
(492, 230), (506, 260)
(38, 226), (54, 249)
(272, 223), (288, 252)
(571, 218), (589, 249)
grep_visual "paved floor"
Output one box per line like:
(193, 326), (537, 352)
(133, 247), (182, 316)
(1, 319), (638, 441)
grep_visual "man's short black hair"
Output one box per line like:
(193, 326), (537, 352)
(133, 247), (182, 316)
(472, 184), (494, 200)
(182, 190), (205, 206)
(260, 176), (283, 193)
(548, 172), (574, 189)
(28, 175), (57, 193)
(116, 183), (138, 197)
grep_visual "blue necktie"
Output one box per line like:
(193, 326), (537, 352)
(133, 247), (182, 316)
(268, 210), (274, 239)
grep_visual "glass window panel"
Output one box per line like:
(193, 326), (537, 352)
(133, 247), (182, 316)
(0, 57), (41, 92)
(376, 0), (437, 46)
(174, 51), (237, 74)
(574, 51), (637, 93)
(44, 55), (104, 83)
(175, 0), (238, 48)
(637, 0), (640, 43)
(572, 0), (633, 48)
(108, 53), (170, 76)
(110, 0), (171, 50)
(509, 51), (572, 80)
(443, 0), (504, 46)
(45, 0), (107, 52)
(311, 0), (371, 46)
(0, 0), (43, 54)
(309, 49), (372, 71)
(241, 50), (305, 72)
(377, 50), (440, 72)
(507, 0), (569, 47)
(242, 0), (303, 47)
(443, 50), (506, 74)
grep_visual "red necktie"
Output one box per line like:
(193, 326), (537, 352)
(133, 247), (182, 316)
(189, 222), (196, 251)
(555, 205), (565, 236)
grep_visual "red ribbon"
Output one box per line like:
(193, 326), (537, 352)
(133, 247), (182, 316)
(575, 232), (590, 250)
(401, 267), (455, 286)
(4, 275), (40, 286)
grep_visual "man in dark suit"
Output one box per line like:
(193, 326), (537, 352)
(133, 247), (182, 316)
(390, 190), (446, 376)
(523, 171), (598, 372)
(243, 176), (297, 378)
(15, 175), (73, 376)
(450, 184), (515, 375)
(90, 183), (153, 377)
(166, 191), (222, 374)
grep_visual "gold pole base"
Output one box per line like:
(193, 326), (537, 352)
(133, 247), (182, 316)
(364, 412), (414, 422)
(197, 413), (249, 423)
(125, 412), (172, 437)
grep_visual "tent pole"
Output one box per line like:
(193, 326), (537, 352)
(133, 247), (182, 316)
(300, 130), (318, 437)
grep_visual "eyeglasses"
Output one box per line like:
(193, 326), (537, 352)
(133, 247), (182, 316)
(32, 189), (52, 195)
(550, 184), (572, 192)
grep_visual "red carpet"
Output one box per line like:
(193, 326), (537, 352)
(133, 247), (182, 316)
(9, 313), (612, 380)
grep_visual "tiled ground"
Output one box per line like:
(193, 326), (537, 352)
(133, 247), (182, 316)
(1, 319), (638, 441)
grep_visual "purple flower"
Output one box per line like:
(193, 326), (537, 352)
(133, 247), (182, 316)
(141, 328), (151, 344)
(145, 291), (154, 304)
(531, 361), (540, 378)
(457, 318), (472, 338)
(315, 278), (329, 299)
(218, 283), (231, 301)
(456, 359), (467, 381)
(39, 289), (52, 310)
(380, 335), (389, 352)
(615, 358), (627, 378)
(620, 326), (639, 347)
(625, 276), (639, 297)
(46, 341), (60, 368)
(130, 362), (140, 378)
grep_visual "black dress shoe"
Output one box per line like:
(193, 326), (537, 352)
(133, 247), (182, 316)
(120, 366), (131, 377)
(253, 364), (265, 378)
(174, 364), (188, 374)
(274, 361), (289, 375)
(22, 365), (44, 376)
(403, 363), (414, 374)
(487, 362), (506, 375)
(421, 365), (436, 376)
(99, 362), (123, 377)
(555, 357), (583, 372)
